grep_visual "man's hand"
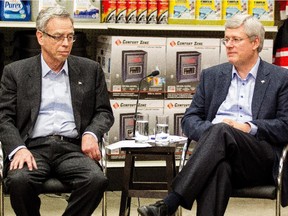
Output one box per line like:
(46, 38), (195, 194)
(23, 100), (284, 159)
(222, 118), (251, 133)
(81, 134), (101, 161)
(10, 148), (37, 171)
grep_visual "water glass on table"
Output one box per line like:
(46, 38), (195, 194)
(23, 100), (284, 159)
(135, 113), (149, 143)
(155, 115), (170, 146)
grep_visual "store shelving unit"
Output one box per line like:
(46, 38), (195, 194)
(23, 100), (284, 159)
(0, 21), (279, 32)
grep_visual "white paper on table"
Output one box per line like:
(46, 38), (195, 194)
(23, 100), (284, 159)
(106, 140), (152, 150)
(169, 135), (187, 144)
(148, 135), (187, 144)
(106, 136), (187, 150)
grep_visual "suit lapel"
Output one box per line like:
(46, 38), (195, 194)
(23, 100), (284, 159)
(211, 65), (233, 118)
(252, 61), (270, 119)
(67, 57), (85, 132)
(27, 56), (42, 125)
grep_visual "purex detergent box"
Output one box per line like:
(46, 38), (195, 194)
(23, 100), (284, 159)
(0, 0), (31, 21)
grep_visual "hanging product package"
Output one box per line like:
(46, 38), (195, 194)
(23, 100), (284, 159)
(0, 0), (31, 21)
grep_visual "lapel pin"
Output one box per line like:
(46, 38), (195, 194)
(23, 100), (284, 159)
(261, 80), (265, 84)
(78, 81), (83, 85)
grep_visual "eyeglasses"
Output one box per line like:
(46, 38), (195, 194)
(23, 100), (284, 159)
(42, 31), (76, 43)
(221, 36), (252, 46)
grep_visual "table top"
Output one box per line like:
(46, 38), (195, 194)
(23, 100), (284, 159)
(107, 135), (187, 151)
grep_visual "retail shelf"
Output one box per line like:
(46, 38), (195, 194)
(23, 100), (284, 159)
(107, 23), (277, 32)
(0, 21), (278, 32)
(0, 21), (36, 28)
(0, 21), (108, 30)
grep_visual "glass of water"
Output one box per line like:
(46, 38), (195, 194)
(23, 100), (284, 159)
(135, 113), (149, 143)
(155, 115), (169, 146)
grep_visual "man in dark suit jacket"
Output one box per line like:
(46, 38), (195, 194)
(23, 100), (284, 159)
(0, 7), (114, 216)
(138, 15), (288, 216)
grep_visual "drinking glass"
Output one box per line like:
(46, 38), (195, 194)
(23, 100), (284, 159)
(135, 113), (149, 143)
(155, 115), (169, 146)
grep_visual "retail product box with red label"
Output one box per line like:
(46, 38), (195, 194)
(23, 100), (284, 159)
(166, 37), (221, 99)
(107, 99), (164, 160)
(163, 100), (191, 137)
(163, 99), (192, 158)
(220, 39), (273, 64)
(96, 36), (166, 99)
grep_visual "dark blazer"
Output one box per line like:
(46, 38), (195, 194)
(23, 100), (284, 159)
(181, 59), (288, 206)
(0, 54), (114, 157)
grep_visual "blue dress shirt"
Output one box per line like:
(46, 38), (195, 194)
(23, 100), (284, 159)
(30, 56), (78, 138)
(212, 58), (261, 135)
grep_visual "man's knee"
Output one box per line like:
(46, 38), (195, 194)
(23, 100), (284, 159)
(84, 170), (109, 193)
(5, 169), (33, 193)
(210, 123), (231, 133)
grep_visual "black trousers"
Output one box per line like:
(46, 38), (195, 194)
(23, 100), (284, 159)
(172, 123), (275, 216)
(5, 137), (108, 216)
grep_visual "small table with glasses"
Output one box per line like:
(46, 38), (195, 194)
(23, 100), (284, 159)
(118, 144), (178, 216)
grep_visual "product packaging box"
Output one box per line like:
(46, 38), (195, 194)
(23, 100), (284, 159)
(73, 0), (101, 22)
(101, 0), (117, 23)
(163, 100), (191, 137)
(166, 37), (221, 99)
(219, 39), (273, 64)
(32, 0), (68, 21)
(157, 0), (168, 24)
(248, 0), (274, 26)
(136, 0), (147, 23)
(96, 36), (166, 99)
(222, 0), (248, 21)
(107, 99), (164, 160)
(163, 99), (192, 158)
(116, 0), (127, 23)
(126, 0), (137, 23)
(168, 0), (196, 24)
(147, 0), (158, 24)
(195, 0), (222, 25)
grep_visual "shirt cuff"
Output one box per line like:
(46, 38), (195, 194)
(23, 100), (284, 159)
(247, 122), (258, 135)
(83, 131), (98, 142)
(8, 145), (27, 161)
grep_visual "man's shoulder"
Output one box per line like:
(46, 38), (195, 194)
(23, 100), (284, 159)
(68, 55), (97, 66)
(7, 55), (39, 68)
(203, 62), (232, 75)
(260, 60), (288, 75)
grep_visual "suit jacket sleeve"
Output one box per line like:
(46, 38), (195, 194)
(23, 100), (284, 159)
(83, 62), (114, 140)
(0, 62), (27, 156)
(181, 68), (214, 141)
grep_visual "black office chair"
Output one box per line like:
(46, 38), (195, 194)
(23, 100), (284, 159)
(0, 138), (108, 216)
(179, 138), (288, 216)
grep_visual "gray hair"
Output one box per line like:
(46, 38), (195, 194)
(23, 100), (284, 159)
(225, 15), (265, 52)
(36, 6), (74, 32)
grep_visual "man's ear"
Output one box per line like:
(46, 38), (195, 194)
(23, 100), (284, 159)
(36, 30), (44, 46)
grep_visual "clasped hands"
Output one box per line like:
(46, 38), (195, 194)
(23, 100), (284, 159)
(10, 133), (101, 171)
(222, 118), (251, 133)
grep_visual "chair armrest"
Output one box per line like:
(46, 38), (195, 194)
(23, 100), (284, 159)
(179, 138), (192, 172)
(277, 144), (288, 204)
(0, 142), (3, 179)
(99, 136), (108, 176)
